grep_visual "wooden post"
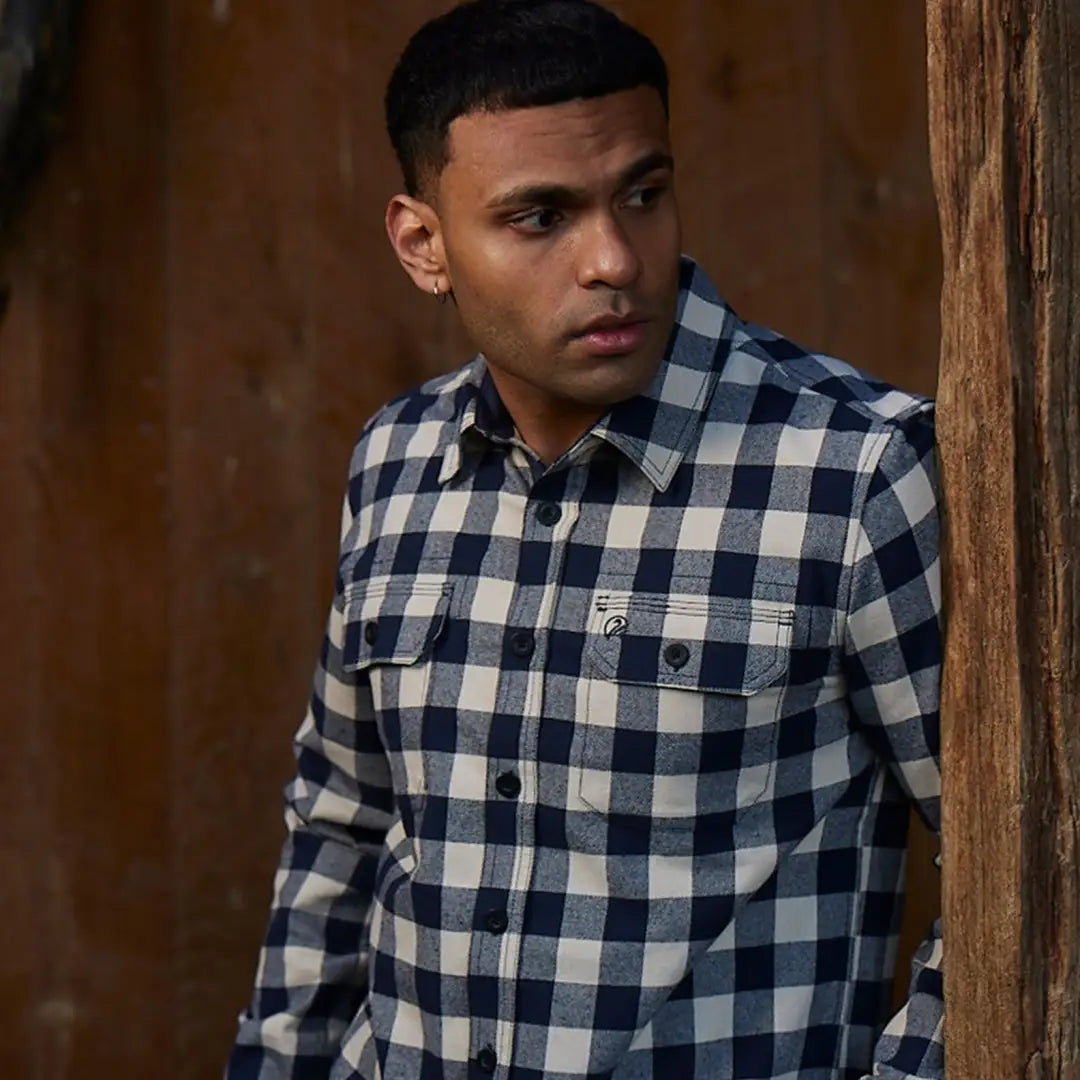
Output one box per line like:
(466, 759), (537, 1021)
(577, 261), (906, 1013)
(927, 1), (1080, 1077)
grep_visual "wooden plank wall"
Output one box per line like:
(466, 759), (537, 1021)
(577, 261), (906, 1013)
(0, 3), (941, 1077)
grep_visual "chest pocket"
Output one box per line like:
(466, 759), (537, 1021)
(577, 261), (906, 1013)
(578, 589), (795, 830)
(341, 574), (453, 798)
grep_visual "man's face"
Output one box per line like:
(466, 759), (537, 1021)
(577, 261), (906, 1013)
(433, 86), (681, 417)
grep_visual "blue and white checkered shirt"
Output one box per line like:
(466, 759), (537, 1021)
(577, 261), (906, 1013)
(227, 257), (943, 1080)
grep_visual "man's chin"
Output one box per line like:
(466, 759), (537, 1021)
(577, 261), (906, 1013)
(563, 363), (661, 410)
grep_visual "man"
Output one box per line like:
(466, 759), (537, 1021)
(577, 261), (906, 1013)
(227, 1), (944, 1078)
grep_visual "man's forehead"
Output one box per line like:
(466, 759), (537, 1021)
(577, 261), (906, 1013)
(444, 87), (670, 184)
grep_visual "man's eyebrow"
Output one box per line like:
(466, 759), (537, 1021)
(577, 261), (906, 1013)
(485, 150), (675, 211)
(486, 181), (586, 211)
(616, 150), (675, 191)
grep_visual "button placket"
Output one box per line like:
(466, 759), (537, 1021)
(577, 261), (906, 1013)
(487, 470), (585, 1073)
(470, 484), (547, 1079)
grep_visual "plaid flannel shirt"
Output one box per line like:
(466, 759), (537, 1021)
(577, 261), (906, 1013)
(227, 257), (943, 1080)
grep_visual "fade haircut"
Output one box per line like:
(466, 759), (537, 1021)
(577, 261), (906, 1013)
(385, 0), (669, 197)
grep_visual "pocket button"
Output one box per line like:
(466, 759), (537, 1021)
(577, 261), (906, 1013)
(663, 641), (691, 670)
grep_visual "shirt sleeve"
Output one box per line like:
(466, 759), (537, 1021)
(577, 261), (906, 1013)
(842, 405), (945, 1080)
(224, 503), (393, 1080)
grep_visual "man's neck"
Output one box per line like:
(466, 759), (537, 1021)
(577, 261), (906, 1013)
(482, 369), (605, 465)
(509, 402), (604, 465)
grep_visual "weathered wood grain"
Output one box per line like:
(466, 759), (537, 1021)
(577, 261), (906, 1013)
(822, 0), (942, 397)
(0, 2), (172, 1076)
(928, 0), (1080, 1075)
(165, 2), (321, 1070)
(0, 198), (45, 1080)
(631, 0), (829, 347)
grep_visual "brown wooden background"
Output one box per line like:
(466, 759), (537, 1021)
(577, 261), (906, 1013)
(0, 3), (941, 1077)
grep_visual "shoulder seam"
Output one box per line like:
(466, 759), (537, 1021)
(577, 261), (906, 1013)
(735, 329), (933, 431)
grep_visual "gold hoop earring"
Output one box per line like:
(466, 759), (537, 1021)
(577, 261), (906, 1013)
(433, 281), (448, 305)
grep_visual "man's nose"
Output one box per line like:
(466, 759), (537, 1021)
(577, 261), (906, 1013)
(576, 214), (642, 291)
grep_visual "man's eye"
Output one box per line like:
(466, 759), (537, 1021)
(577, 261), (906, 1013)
(513, 208), (562, 232)
(624, 185), (665, 209)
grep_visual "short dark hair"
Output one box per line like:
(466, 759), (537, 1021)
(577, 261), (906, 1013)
(385, 0), (669, 197)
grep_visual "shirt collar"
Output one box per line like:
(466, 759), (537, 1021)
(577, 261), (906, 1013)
(436, 363), (514, 484)
(439, 256), (734, 489)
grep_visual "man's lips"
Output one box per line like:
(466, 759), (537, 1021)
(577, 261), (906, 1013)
(574, 315), (651, 356)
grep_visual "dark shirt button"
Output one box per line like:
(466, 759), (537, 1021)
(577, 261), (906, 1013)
(477, 1046), (498, 1073)
(664, 641), (691, 670)
(508, 629), (535, 659)
(495, 772), (522, 799)
(484, 909), (509, 934)
(363, 620), (378, 646)
(536, 501), (562, 526)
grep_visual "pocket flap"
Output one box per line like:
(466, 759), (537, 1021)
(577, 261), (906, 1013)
(341, 576), (453, 671)
(589, 592), (794, 694)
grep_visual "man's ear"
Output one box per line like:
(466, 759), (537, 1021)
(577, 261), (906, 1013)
(385, 194), (451, 297)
